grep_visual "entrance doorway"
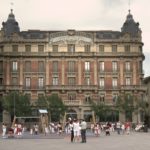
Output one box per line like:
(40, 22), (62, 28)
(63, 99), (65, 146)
(66, 109), (77, 120)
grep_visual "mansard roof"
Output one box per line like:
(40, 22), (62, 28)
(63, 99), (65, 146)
(1, 9), (141, 40)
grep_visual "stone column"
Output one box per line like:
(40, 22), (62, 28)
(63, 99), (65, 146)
(19, 59), (23, 86)
(3, 110), (11, 124)
(94, 59), (98, 85)
(61, 59), (65, 85)
(119, 112), (125, 122)
(45, 59), (49, 86)
(6, 59), (10, 85)
(78, 58), (81, 85)
(120, 58), (124, 85)
(133, 59), (137, 85)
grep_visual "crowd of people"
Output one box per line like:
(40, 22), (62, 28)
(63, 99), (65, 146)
(1, 122), (25, 138)
(0, 120), (147, 140)
(90, 121), (131, 136)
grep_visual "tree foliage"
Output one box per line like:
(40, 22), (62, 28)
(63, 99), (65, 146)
(37, 93), (67, 122)
(2, 92), (31, 117)
(91, 100), (112, 121)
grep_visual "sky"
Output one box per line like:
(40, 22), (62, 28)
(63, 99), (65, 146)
(0, 0), (150, 77)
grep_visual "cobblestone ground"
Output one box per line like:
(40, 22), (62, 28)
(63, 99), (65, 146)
(0, 131), (150, 150)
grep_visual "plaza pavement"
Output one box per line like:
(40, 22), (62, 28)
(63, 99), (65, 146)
(0, 131), (150, 150)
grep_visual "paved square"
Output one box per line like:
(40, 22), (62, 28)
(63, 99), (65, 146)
(0, 132), (150, 150)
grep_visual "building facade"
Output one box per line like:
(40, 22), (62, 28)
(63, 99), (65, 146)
(0, 9), (146, 123)
(143, 77), (150, 126)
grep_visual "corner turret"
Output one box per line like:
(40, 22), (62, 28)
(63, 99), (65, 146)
(1, 9), (20, 37)
(121, 10), (141, 37)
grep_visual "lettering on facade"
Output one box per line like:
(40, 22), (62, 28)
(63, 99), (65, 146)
(49, 35), (92, 45)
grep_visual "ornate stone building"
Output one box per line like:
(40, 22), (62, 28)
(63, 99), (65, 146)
(0, 9), (146, 123)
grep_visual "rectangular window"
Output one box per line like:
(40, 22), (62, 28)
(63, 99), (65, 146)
(68, 93), (76, 100)
(99, 45), (104, 52)
(25, 61), (31, 72)
(12, 61), (18, 71)
(25, 45), (31, 52)
(25, 77), (31, 88)
(0, 46), (4, 52)
(68, 77), (75, 85)
(112, 94), (118, 103)
(100, 94), (105, 102)
(112, 45), (117, 52)
(12, 45), (18, 52)
(12, 77), (17, 85)
(68, 61), (75, 72)
(125, 45), (130, 52)
(125, 61), (130, 71)
(0, 78), (3, 85)
(126, 78), (131, 85)
(85, 77), (90, 85)
(0, 61), (3, 73)
(52, 45), (58, 52)
(38, 61), (44, 72)
(112, 78), (118, 88)
(85, 61), (90, 72)
(84, 45), (91, 52)
(100, 61), (104, 71)
(38, 93), (44, 99)
(38, 45), (44, 52)
(99, 78), (104, 88)
(25, 93), (31, 100)
(68, 44), (75, 52)
(85, 94), (91, 103)
(52, 77), (58, 85)
(139, 46), (142, 53)
(139, 61), (143, 73)
(38, 77), (44, 88)
(52, 61), (58, 72)
(112, 61), (117, 72)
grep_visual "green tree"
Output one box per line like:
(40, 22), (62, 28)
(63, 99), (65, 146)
(138, 99), (150, 126)
(91, 100), (111, 122)
(115, 93), (136, 122)
(2, 92), (31, 118)
(36, 94), (67, 122)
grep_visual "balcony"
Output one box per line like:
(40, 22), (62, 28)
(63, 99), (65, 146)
(2, 85), (23, 91)
(84, 71), (91, 76)
(11, 71), (19, 76)
(121, 85), (147, 91)
(46, 85), (98, 91)
(24, 72), (45, 76)
(23, 86), (46, 91)
(63, 100), (81, 106)
(52, 72), (59, 77)
(0, 70), (3, 75)
(0, 85), (5, 90)
(67, 72), (77, 77)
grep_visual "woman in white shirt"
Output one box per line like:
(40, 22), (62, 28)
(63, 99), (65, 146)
(73, 119), (80, 142)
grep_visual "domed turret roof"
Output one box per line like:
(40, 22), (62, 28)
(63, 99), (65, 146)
(121, 10), (141, 37)
(2, 9), (20, 37)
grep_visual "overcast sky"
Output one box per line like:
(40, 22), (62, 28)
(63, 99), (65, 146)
(0, 0), (150, 77)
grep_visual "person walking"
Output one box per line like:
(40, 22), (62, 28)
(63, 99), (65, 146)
(116, 121), (121, 134)
(2, 123), (7, 138)
(69, 120), (74, 142)
(80, 119), (87, 143)
(73, 119), (80, 142)
(34, 123), (39, 135)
